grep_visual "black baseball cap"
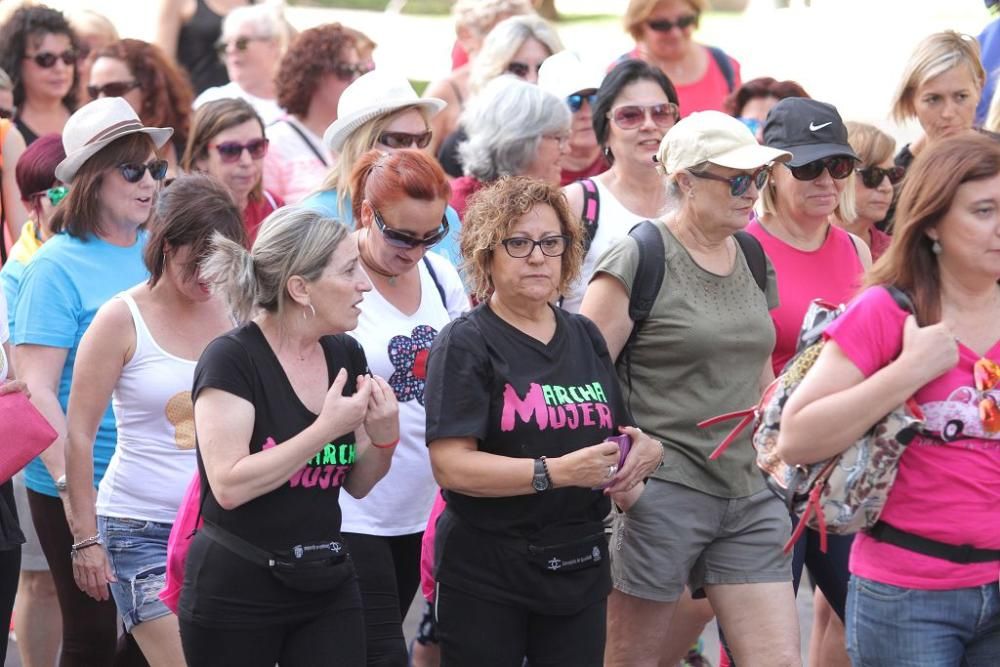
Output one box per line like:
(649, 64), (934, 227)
(762, 98), (858, 167)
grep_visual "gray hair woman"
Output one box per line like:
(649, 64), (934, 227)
(449, 75), (570, 218)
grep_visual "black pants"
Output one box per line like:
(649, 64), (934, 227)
(27, 488), (148, 667)
(0, 481), (21, 666)
(342, 531), (423, 667)
(436, 583), (606, 667)
(790, 517), (853, 621)
(179, 603), (366, 666)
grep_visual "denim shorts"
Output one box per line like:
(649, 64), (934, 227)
(98, 515), (173, 632)
(846, 574), (1000, 666)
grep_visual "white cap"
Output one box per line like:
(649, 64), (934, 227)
(656, 110), (791, 175)
(537, 51), (602, 102)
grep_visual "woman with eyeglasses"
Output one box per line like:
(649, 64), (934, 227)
(339, 148), (467, 666)
(437, 14), (564, 179)
(450, 75), (570, 221)
(12, 97), (171, 666)
(424, 175), (662, 666)
(560, 59), (679, 314)
(0, 5), (80, 146)
(617, 0), (740, 116)
(182, 97), (282, 245)
(301, 70), (465, 266)
(64, 175), (246, 666)
(580, 111), (798, 667)
(88, 39), (194, 180)
(264, 23), (371, 205)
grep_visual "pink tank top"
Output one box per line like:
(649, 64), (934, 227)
(746, 219), (863, 374)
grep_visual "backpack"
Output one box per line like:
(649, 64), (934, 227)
(700, 286), (924, 553)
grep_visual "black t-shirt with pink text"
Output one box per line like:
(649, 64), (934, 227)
(181, 322), (367, 627)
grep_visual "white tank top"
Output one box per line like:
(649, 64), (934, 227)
(96, 293), (198, 524)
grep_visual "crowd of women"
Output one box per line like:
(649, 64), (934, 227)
(0, 0), (997, 665)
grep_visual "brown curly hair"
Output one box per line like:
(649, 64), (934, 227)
(276, 24), (371, 117)
(461, 176), (583, 301)
(95, 39), (194, 149)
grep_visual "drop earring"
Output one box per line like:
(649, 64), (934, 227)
(932, 239), (942, 255)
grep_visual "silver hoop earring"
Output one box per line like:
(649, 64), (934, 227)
(932, 240), (942, 255)
(303, 303), (316, 319)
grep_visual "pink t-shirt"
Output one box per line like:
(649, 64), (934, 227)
(619, 45), (741, 116)
(825, 286), (1000, 589)
(746, 219), (864, 375)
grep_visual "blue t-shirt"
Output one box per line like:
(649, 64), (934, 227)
(301, 188), (463, 268)
(0, 258), (26, 332)
(13, 231), (149, 497)
(978, 18), (1000, 125)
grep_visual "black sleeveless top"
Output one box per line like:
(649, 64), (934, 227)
(177, 0), (250, 94)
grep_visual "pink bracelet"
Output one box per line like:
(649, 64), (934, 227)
(372, 438), (399, 449)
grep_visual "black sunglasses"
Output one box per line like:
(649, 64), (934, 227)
(856, 165), (905, 189)
(378, 131), (432, 150)
(689, 167), (769, 197)
(787, 156), (854, 181)
(567, 93), (597, 113)
(646, 15), (698, 32)
(214, 36), (271, 57)
(87, 80), (140, 100)
(24, 50), (77, 68)
(372, 207), (448, 249)
(334, 61), (374, 82)
(506, 61), (542, 79)
(499, 235), (569, 258)
(118, 160), (168, 183)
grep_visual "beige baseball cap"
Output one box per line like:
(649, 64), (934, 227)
(656, 110), (791, 175)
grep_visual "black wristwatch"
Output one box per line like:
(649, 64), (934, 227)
(532, 457), (552, 493)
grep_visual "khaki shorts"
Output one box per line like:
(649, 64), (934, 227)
(611, 478), (792, 602)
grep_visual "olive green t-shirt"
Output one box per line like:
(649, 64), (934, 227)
(593, 222), (778, 498)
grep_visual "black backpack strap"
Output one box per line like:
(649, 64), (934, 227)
(883, 284), (914, 314)
(707, 46), (736, 93)
(627, 221), (666, 323)
(579, 178), (601, 253)
(422, 255), (448, 309)
(734, 231), (767, 292)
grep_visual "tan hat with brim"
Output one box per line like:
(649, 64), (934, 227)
(657, 110), (791, 175)
(55, 97), (173, 183)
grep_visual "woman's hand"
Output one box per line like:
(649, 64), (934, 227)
(550, 440), (621, 489)
(0, 380), (29, 397)
(897, 315), (959, 387)
(610, 481), (646, 512)
(71, 544), (115, 601)
(605, 426), (663, 495)
(315, 370), (371, 439)
(363, 375), (399, 447)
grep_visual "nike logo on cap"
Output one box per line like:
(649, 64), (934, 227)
(809, 121), (832, 131)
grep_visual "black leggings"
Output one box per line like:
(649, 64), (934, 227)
(27, 489), (148, 667)
(342, 531), (423, 667)
(0, 480), (21, 666)
(790, 516), (853, 622)
(180, 603), (366, 666)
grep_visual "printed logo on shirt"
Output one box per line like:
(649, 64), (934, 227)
(165, 391), (195, 449)
(387, 324), (438, 405)
(262, 437), (355, 489)
(500, 382), (613, 432)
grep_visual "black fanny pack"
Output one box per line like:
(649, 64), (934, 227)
(526, 531), (607, 574)
(201, 521), (353, 593)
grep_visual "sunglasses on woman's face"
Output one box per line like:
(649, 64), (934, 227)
(609, 103), (679, 130)
(24, 50), (77, 68)
(87, 80), (140, 100)
(689, 167), (769, 197)
(210, 138), (269, 163)
(856, 165), (905, 189)
(787, 156), (855, 181)
(118, 160), (168, 183)
(0, 107), (13, 120)
(646, 15), (698, 32)
(506, 61), (542, 79)
(377, 131), (432, 150)
(334, 62), (374, 83)
(214, 35), (271, 57)
(30, 185), (69, 206)
(372, 207), (448, 249)
(567, 93), (597, 113)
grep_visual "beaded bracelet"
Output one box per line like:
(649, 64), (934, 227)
(71, 535), (101, 552)
(372, 438), (399, 449)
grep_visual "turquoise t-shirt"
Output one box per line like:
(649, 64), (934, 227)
(301, 188), (463, 268)
(13, 231), (149, 497)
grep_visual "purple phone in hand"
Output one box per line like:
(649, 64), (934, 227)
(595, 433), (633, 490)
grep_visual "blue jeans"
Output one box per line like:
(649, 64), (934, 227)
(98, 515), (173, 632)
(846, 575), (1000, 666)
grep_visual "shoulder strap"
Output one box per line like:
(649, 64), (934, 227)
(734, 231), (767, 292)
(276, 118), (329, 167)
(883, 285), (914, 314)
(626, 220), (666, 323)
(579, 178), (601, 253)
(422, 255), (448, 309)
(707, 46), (736, 93)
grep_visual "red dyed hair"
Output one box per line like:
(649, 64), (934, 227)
(348, 149), (452, 223)
(723, 76), (810, 117)
(15, 133), (65, 217)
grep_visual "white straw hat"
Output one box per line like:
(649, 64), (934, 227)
(322, 70), (446, 153)
(55, 97), (173, 183)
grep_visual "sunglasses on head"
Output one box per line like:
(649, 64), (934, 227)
(30, 185), (69, 206)
(377, 131), (432, 150)
(214, 35), (270, 56)
(506, 61), (542, 79)
(646, 14), (698, 32)
(609, 103), (679, 130)
(372, 206), (449, 249)
(210, 138), (269, 163)
(118, 160), (168, 183)
(334, 61), (374, 82)
(689, 167), (769, 197)
(787, 156), (854, 181)
(856, 165), (905, 189)
(25, 50), (77, 68)
(87, 80), (140, 100)
(567, 93), (597, 113)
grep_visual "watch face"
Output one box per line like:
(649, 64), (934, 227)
(532, 475), (549, 492)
